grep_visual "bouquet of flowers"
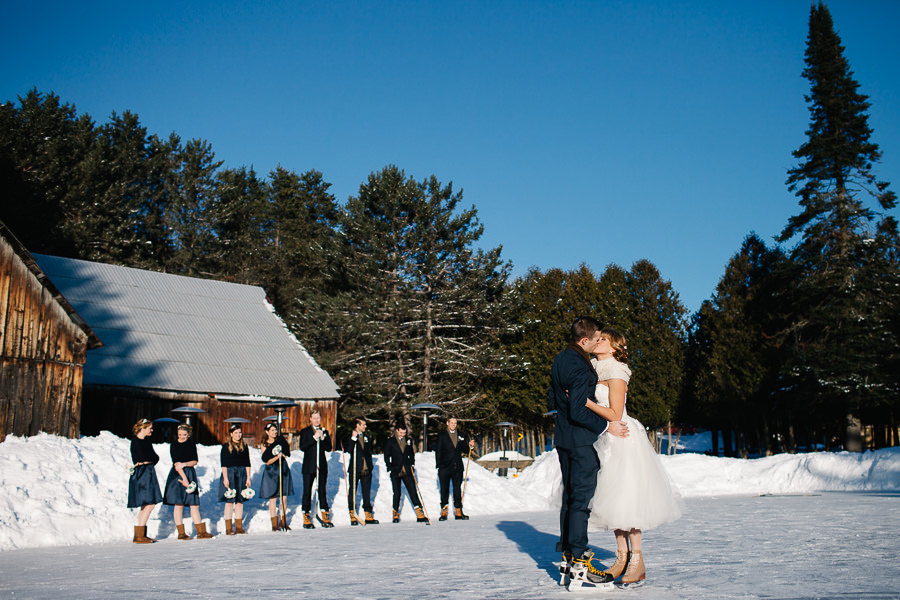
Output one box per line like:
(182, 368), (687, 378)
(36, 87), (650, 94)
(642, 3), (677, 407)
(272, 444), (282, 456)
(128, 465), (135, 475)
(240, 488), (255, 500)
(185, 482), (198, 494)
(224, 488), (237, 500)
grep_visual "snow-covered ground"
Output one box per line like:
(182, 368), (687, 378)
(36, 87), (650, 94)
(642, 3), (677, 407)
(1, 432), (899, 598)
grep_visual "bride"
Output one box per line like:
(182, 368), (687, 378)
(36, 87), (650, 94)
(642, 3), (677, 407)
(584, 328), (683, 586)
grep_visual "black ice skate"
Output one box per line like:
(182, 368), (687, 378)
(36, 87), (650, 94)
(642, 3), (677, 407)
(568, 550), (614, 591)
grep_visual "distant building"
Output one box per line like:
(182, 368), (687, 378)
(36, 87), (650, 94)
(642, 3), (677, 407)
(33, 253), (340, 446)
(0, 222), (102, 442)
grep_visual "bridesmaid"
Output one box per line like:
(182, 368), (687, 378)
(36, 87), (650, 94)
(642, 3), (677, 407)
(163, 424), (213, 540)
(219, 423), (253, 534)
(128, 418), (163, 543)
(258, 422), (293, 531)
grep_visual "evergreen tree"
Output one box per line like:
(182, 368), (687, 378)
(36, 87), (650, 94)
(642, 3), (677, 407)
(333, 166), (511, 428)
(777, 2), (898, 438)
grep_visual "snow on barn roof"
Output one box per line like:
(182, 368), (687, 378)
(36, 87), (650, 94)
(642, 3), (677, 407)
(32, 254), (339, 400)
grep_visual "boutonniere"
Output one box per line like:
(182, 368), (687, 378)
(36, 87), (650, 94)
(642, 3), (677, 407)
(459, 435), (465, 441)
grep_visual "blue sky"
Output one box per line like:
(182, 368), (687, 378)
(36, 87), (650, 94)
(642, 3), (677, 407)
(3, 1), (898, 313)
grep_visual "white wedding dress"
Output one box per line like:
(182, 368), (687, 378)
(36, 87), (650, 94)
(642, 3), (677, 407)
(588, 357), (683, 531)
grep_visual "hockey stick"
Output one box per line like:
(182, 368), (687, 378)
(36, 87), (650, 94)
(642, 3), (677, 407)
(410, 466), (431, 525)
(461, 446), (473, 503)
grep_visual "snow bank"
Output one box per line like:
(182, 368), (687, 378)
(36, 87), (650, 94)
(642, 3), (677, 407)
(1, 432), (898, 551)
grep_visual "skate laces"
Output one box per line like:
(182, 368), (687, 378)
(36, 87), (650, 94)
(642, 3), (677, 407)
(574, 551), (609, 576)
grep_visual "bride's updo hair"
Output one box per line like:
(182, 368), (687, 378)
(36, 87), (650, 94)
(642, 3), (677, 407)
(602, 328), (629, 365)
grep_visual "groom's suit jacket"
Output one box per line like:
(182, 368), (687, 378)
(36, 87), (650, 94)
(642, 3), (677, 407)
(549, 345), (609, 449)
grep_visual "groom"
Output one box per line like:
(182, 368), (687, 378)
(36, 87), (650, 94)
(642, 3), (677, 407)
(549, 316), (628, 585)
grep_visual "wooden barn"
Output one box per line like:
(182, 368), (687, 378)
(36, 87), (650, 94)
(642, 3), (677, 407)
(0, 222), (103, 442)
(32, 253), (340, 447)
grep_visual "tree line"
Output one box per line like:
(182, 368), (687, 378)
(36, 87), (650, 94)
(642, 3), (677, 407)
(2, 2), (897, 454)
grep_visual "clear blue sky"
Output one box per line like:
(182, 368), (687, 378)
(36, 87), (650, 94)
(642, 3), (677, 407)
(3, 1), (898, 313)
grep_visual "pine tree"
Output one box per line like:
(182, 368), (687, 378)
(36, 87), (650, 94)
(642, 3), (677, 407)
(778, 2), (898, 438)
(333, 166), (511, 426)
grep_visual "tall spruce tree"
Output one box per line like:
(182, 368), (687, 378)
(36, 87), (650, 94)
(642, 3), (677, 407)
(333, 166), (511, 429)
(778, 2), (898, 437)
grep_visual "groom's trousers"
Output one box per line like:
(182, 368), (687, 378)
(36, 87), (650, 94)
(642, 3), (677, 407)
(556, 445), (601, 556)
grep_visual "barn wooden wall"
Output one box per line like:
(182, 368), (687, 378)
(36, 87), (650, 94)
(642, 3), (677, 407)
(81, 386), (337, 448)
(0, 237), (88, 442)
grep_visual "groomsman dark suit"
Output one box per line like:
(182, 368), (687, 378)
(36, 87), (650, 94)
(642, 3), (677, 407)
(383, 424), (426, 523)
(549, 317), (624, 561)
(299, 411), (332, 526)
(343, 417), (378, 524)
(434, 417), (475, 520)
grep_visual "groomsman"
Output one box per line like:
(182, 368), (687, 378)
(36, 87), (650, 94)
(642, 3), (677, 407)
(383, 423), (428, 523)
(299, 410), (333, 528)
(343, 417), (378, 525)
(434, 416), (476, 521)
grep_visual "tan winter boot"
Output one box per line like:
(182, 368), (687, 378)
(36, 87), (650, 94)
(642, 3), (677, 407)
(414, 506), (429, 523)
(234, 518), (246, 534)
(439, 505), (449, 521)
(195, 522), (213, 539)
(392, 509), (400, 523)
(133, 525), (155, 544)
(620, 550), (645, 586)
(454, 507), (469, 520)
(364, 511), (379, 524)
(176, 523), (191, 540)
(319, 510), (334, 528)
(271, 516), (280, 531)
(349, 510), (360, 526)
(224, 519), (234, 535)
(607, 549), (629, 580)
(303, 512), (315, 529)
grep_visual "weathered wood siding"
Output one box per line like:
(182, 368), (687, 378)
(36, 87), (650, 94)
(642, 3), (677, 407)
(0, 236), (88, 441)
(81, 386), (337, 448)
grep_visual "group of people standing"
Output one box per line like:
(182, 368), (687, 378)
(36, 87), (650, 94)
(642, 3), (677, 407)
(550, 317), (683, 589)
(126, 409), (476, 542)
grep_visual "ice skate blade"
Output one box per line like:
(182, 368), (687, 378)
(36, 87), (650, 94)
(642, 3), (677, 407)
(567, 580), (614, 592)
(616, 579), (645, 589)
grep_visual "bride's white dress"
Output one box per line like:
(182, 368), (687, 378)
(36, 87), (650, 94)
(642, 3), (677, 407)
(588, 357), (683, 531)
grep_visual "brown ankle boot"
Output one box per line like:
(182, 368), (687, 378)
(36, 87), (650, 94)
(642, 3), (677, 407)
(439, 506), (449, 521)
(349, 510), (360, 526)
(454, 507), (469, 520)
(271, 516), (280, 531)
(224, 519), (234, 535)
(607, 549), (629, 579)
(176, 524), (191, 540)
(234, 518), (246, 534)
(281, 515), (291, 531)
(303, 512), (315, 529)
(392, 509), (400, 523)
(414, 506), (428, 523)
(319, 510), (334, 528)
(133, 525), (155, 543)
(364, 511), (379, 524)
(621, 550), (645, 585)
(195, 522), (213, 539)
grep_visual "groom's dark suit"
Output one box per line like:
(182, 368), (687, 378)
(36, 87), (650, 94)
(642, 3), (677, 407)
(549, 344), (609, 557)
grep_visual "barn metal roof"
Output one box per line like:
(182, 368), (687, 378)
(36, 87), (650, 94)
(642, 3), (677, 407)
(32, 254), (339, 400)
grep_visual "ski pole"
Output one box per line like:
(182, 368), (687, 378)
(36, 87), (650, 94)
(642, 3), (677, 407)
(461, 446), (472, 503)
(410, 466), (431, 525)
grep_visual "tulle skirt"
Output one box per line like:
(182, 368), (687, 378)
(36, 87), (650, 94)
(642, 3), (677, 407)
(218, 466), (250, 503)
(589, 415), (683, 531)
(258, 460), (294, 499)
(163, 466), (200, 506)
(127, 464), (163, 508)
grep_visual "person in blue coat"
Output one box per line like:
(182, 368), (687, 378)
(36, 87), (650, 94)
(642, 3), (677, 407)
(549, 317), (628, 586)
(127, 418), (163, 543)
